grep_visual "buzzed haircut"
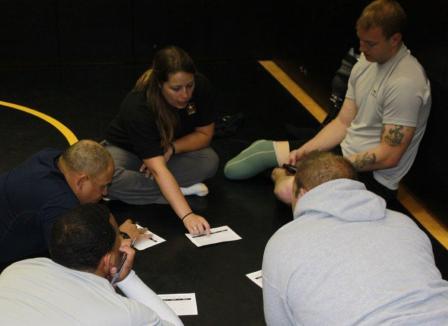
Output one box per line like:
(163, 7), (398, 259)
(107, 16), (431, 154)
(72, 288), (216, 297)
(293, 151), (357, 196)
(49, 203), (116, 272)
(356, 0), (407, 39)
(61, 139), (113, 177)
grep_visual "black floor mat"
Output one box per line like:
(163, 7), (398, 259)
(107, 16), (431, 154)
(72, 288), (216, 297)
(1, 61), (446, 325)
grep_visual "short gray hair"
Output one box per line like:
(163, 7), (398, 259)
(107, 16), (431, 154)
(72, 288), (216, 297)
(61, 140), (113, 177)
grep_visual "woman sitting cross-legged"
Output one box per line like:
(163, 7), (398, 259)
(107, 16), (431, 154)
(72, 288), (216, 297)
(103, 46), (219, 236)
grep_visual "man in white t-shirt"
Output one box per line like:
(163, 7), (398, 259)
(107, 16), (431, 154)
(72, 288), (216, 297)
(0, 203), (183, 326)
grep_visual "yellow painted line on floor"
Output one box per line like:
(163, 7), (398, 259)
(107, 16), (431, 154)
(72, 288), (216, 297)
(259, 60), (327, 123)
(0, 100), (78, 145)
(259, 60), (448, 250)
(398, 186), (448, 249)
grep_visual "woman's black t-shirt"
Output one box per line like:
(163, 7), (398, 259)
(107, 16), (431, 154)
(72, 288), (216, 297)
(106, 73), (215, 160)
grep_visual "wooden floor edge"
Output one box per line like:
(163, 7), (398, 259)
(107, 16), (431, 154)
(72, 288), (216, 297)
(398, 186), (448, 249)
(258, 60), (327, 124)
(258, 59), (448, 250)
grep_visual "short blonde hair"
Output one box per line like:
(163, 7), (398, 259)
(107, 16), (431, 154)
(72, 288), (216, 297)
(356, 0), (406, 39)
(293, 151), (357, 196)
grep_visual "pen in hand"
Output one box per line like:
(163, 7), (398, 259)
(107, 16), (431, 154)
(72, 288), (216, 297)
(192, 228), (228, 238)
(110, 238), (136, 286)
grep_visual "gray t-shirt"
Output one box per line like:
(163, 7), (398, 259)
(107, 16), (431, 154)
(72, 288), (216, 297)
(341, 44), (431, 189)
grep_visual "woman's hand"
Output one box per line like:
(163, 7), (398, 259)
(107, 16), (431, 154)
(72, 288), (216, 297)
(139, 163), (152, 178)
(183, 213), (210, 236)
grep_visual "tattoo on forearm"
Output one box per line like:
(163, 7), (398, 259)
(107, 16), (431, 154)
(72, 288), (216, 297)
(383, 125), (404, 146)
(353, 152), (376, 170)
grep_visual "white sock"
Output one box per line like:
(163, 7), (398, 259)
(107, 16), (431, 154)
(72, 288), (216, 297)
(180, 183), (209, 197)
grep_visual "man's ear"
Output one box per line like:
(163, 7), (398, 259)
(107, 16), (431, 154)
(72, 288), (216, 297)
(390, 32), (402, 47)
(291, 186), (307, 213)
(298, 187), (308, 199)
(75, 173), (88, 191)
(96, 252), (112, 277)
(291, 185), (307, 202)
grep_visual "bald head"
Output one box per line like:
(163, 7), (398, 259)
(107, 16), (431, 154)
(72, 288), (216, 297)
(61, 140), (113, 177)
(293, 151), (357, 197)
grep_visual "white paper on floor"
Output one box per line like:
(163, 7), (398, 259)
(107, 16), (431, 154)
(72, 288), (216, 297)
(159, 293), (198, 316)
(134, 224), (166, 250)
(246, 270), (263, 288)
(185, 225), (241, 247)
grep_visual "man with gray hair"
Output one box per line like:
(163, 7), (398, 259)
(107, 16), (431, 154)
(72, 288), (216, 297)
(0, 140), (139, 265)
(262, 151), (448, 325)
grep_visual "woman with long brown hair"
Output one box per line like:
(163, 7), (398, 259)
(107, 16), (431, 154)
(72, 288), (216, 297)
(103, 46), (218, 235)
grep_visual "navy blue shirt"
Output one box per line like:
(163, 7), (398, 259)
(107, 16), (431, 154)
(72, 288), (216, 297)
(105, 73), (216, 160)
(0, 149), (79, 262)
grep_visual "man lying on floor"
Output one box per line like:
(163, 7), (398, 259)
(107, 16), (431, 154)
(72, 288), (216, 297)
(262, 151), (448, 325)
(0, 203), (183, 326)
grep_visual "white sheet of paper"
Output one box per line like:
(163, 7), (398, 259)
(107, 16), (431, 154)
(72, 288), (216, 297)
(134, 224), (166, 251)
(158, 293), (198, 316)
(246, 270), (263, 288)
(185, 225), (242, 247)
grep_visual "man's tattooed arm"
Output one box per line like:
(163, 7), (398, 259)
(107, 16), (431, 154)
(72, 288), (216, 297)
(349, 124), (413, 171)
(383, 125), (404, 146)
(351, 152), (376, 170)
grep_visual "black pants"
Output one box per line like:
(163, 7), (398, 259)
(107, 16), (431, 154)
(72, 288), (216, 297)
(288, 140), (397, 205)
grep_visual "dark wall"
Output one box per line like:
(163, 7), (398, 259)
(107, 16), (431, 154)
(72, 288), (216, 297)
(0, 0), (276, 66)
(1, 0), (59, 65)
(272, 0), (368, 106)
